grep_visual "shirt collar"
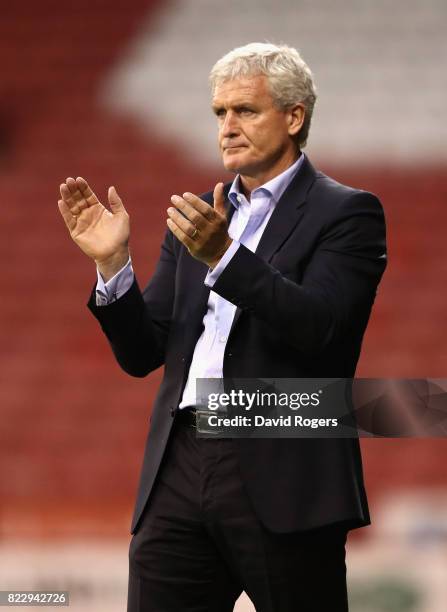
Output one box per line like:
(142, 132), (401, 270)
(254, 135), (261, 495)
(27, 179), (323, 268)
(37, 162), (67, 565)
(228, 153), (305, 209)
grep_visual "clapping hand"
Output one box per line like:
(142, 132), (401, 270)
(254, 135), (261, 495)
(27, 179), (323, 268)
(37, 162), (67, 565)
(167, 182), (232, 269)
(58, 177), (130, 281)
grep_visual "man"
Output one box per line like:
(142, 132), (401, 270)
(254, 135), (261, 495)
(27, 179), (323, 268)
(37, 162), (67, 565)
(58, 43), (386, 611)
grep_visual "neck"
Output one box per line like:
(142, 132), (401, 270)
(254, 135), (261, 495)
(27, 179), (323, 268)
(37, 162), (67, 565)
(239, 150), (301, 199)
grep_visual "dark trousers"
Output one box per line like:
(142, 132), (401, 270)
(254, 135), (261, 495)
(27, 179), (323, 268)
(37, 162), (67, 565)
(127, 416), (349, 612)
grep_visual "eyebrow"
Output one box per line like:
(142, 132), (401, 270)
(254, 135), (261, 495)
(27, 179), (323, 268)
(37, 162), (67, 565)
(212, 103), (256, 114)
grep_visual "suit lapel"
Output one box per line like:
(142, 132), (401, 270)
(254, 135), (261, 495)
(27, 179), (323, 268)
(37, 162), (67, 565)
(255, 156), (317, 262)
(229, 156), (318, 333)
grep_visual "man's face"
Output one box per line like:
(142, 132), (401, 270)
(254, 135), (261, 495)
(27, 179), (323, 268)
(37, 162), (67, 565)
(212, 75), (300, 179)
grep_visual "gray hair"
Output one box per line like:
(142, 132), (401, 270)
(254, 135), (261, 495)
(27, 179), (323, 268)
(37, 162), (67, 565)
(209, 42), (317, 147)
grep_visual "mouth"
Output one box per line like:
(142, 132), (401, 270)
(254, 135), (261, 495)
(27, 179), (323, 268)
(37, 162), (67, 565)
(223, 145), (246, 151)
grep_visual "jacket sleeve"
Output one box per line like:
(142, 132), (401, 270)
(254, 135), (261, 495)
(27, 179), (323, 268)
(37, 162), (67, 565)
(87, 229), (177, 377)
(211, 191), (387, 354)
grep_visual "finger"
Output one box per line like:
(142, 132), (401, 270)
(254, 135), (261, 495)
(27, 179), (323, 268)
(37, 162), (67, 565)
(170, 195), (206, 227)
(61, 176), (88, 214)
(108, 186), (126, 214)
(213, 182), (225, 216)
(60, 183), (80, 214)
(65, 177), (90, 210)
(57, 199), (77, 232)
(167, 207), (198, 239)
(179, 192), (216, 222)
(76, 176), (100, 206)
(167, 218), (194, 250)
(66, 177), (87, 203)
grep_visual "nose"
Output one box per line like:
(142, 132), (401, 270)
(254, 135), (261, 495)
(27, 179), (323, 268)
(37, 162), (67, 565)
(221, 110), (239, 138)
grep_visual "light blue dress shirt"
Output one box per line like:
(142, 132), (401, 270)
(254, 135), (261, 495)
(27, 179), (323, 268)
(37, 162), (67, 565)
(96, 154), (305, 408)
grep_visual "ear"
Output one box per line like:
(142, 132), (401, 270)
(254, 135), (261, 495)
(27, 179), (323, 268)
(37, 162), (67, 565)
(287, 104), (305, 137)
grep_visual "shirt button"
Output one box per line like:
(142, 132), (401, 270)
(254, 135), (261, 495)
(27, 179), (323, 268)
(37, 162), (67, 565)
(236, 195), (242, 203)
(220, 336), (227, 343)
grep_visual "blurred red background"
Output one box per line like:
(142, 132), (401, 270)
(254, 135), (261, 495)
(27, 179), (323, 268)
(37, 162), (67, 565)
(1, 0), (446, 548)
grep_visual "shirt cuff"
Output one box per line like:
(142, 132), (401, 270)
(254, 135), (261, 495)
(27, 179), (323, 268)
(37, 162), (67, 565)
(95, 257), (134, 306)
(205, 241), (240, 288)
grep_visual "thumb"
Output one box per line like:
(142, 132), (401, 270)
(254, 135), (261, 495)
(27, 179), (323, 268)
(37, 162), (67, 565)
(108, 186), (126, 214)
(213, 182), (225, 215)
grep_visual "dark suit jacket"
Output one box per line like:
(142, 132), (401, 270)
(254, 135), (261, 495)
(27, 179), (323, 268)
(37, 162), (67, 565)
(88, 157), (387, 534)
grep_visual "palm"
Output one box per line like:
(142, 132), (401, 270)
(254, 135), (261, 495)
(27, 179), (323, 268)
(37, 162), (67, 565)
(58, 177), (129, 262)
(71, 201), (128, 261)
